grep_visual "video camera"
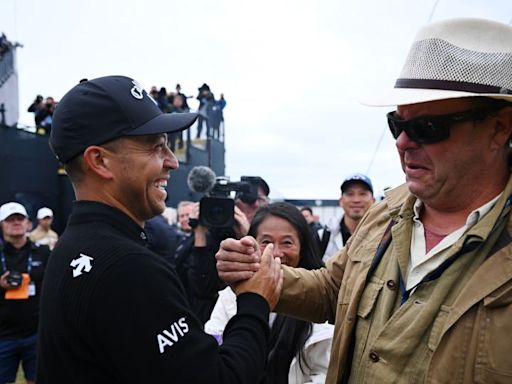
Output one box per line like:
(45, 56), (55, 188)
(187, 166), (262, 229)
(200, 176), (261, 228)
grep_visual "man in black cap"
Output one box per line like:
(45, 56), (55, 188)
(320, 173), (375, 261)
(235, 177), (270, 223)
(36, 75), (282, 383)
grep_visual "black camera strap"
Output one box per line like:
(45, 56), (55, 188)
(1, 251), (33, 276)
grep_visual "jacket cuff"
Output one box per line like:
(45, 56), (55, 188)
(236, 292), (270, 322)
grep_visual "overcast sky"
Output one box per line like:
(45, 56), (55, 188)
(2, 0), (512, 199)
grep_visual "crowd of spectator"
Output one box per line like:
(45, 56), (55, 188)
(27, 96), (57, 135)
(26, 81), (226, 141)
(149, 82), (227, 145)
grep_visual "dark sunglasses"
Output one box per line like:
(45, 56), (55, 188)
(387, 105), (504, 144)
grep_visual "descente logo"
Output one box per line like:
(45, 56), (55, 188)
(157, 317), (190, 354)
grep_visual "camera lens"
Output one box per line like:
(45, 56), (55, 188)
(207, 205), (231, 227)
(199, 197), (235, 229)
(7, 271), (23, 287)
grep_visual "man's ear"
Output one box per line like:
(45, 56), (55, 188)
(82, 146), (115, 180)
(492, 107), (512, 149)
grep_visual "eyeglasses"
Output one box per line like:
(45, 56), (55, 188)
(387, 105), (504, 144)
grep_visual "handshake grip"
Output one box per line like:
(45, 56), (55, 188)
(232, 242), (283, 311)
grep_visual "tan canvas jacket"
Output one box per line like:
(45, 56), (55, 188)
(276, 180), (512, 384)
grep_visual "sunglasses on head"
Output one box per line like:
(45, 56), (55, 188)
(386, 105), (505, 144)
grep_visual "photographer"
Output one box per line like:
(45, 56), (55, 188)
(34, 97), (56, 135)
(235, 177), (270, 222)
(27, 95), (44, 125)
(176, 176), (270, 324)
(0, 202), (50, 384)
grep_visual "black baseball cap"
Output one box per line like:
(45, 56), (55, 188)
(341, 173), (373, 194)
(50, 75), (198, 163)
(258, 177), (270, 196)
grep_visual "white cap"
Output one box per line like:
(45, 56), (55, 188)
(37, 207), (54, 220)
(0, 202), (28, 221)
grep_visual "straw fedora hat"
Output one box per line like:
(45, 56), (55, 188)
(362, 18), (512, 107)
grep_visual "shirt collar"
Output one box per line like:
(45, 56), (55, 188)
(413, 193), (503, 227)
(68, 201), (148, 245)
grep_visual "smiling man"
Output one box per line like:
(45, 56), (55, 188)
(36, 76), (283, 383)
(321, 173), (375, 261)
(216, 18), (512, 383)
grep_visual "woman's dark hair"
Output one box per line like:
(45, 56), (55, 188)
(248, 202), (324, 383)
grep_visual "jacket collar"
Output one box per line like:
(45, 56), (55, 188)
(383, 177), (512, 230)
(383, 183), (413, 221)
(67, 200), (148, 246)
(443, 176), (512, 329)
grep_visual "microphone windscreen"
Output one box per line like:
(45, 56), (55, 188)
(187, 166), (217, 193)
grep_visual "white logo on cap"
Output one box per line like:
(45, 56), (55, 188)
(131, 80), (144, 100)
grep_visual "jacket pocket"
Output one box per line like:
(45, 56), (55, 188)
(483, 279), (512, 308)
(356, 277), (384, 318)
(475, 289), (512, 382)
(475, 367), (512, 384)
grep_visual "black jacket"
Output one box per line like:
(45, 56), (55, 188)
(37, 201), (270, 383)
(173, 233), (227, 325)
(0, 239), (50, 339)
